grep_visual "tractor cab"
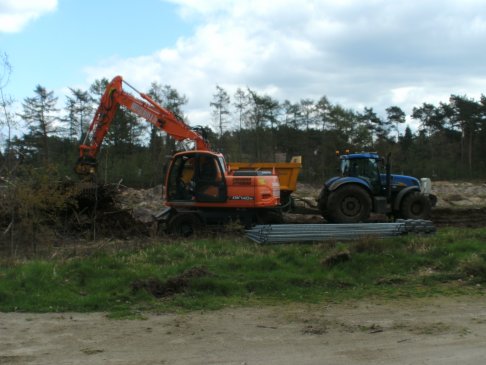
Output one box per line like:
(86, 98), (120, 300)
(339, 152), (422, 196)
(339, 153), (384, 195)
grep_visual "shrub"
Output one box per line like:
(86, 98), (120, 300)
(0, 165), (78, 255)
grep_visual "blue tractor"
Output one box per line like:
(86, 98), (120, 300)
(317, 152), (437, 223)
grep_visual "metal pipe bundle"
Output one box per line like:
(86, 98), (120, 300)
(245, 220), (436, 244)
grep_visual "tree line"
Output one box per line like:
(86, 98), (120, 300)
(1, 63), (486, 187)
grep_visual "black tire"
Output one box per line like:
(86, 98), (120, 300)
(326, 185), (372, 223)
(280, 192), (294, 212)
(398, 191), (431, 220)
(167, 213), (202, 237)
(317, 188), (329, 218)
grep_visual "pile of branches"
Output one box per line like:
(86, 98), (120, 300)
(0, 167), (163, 256)
(68, 182), (155, 239)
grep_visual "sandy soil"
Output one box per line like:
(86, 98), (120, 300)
(1, 296), (486, 365)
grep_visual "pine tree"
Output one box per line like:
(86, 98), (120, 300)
(210, 85), (231, 138)
(315, 96), (331, 131)
(246, 88), (280, 160)
(152, 83), (188, 153)
(299, 98), (316, 131)
(449, 95), (482, 174)
(386, 106), (406, 141)
(20, 85), (59, 164)
(0, 52), (16, 159)
(64, 88), (93, 141)
(233, 88), (249, 158)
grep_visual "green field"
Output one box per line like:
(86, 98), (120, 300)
(1, 227), (485, 317)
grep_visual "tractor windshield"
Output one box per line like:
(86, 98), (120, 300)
(341, 158), (379, 181)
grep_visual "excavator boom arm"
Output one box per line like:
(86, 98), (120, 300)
(75, 75), (210, 175)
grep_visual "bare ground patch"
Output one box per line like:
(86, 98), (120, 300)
(1, 296), (486, 365)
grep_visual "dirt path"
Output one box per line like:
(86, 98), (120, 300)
(1, 296), (486, 364)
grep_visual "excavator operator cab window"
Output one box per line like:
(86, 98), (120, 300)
(198, 156), (217, 181)
(166, 153), (227, 203)
(195, 154), (227, 202)
(167, 155), (196, 201)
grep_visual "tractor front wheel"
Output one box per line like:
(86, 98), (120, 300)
(398, 192), (431, 220)
(326, 185), (371, 223)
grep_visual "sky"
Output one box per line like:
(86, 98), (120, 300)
(1, 0), (486, 132)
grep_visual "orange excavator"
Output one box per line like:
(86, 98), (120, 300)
(75, 76), (283, 235)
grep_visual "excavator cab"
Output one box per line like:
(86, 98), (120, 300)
(166, 151), (227, 203)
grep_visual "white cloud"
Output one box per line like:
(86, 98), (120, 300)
(0, 0), (57, 33)
(84, 0), (486, 127)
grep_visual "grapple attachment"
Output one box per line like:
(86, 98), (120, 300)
(74, 156), (98, 177)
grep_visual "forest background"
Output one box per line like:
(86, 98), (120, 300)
(1, 53), (486, 187)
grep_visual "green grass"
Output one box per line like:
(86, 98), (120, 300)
(1, 227), (486, 314)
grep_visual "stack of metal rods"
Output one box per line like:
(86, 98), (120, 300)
(245, 220), (436, 244)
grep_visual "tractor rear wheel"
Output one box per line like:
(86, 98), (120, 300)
(326, 185), (371, 223)
(398, 191), (431, 220)
(167, 213), (203, 237)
